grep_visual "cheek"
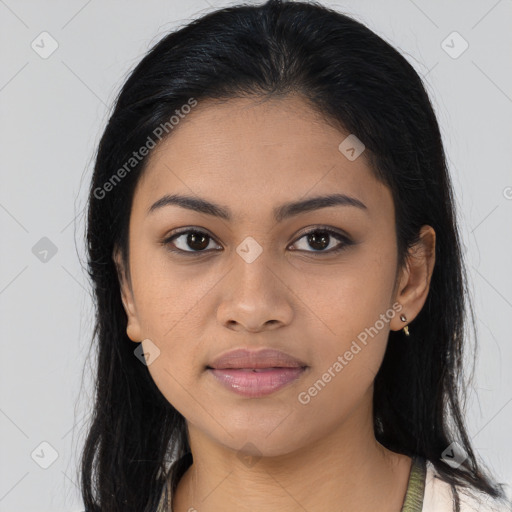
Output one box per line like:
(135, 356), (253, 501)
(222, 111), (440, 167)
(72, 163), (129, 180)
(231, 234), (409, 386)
(298, 254), (396, 390)
(304, 257), (395, 339)
(295, 296), (392, 431)
(128, 264), (208, 408)
(129, 248), (214, 340)
(143, 329), (207, 421)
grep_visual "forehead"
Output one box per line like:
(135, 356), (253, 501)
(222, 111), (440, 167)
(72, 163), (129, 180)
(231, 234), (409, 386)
(132, 95), (392, 222)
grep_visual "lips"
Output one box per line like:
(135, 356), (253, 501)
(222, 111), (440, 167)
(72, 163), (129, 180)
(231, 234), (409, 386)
(206, 348), (308, 398)
(207, 348), (307, 370)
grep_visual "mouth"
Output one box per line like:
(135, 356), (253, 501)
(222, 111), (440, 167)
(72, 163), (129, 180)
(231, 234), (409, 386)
(205, 348), (309, 397)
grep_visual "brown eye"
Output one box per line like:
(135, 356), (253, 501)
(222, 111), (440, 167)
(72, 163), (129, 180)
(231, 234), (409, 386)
(164, 230), (222, 254)
(289, 228), (353, 254)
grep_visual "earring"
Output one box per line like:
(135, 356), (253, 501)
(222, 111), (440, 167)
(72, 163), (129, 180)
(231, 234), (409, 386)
(400, 314), (410, 336)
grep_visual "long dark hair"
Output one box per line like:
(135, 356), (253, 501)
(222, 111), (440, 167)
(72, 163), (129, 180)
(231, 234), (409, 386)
(78, 1), (509, 510)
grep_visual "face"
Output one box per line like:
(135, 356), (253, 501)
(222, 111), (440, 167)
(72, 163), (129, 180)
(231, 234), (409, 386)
(114, 95), (416, 457)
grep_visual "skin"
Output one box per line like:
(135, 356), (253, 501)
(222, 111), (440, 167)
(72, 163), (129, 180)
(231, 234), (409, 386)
(113, 94), (436, 512)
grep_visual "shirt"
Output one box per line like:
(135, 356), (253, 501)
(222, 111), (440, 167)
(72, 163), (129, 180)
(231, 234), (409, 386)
(156, 455), (512, 512)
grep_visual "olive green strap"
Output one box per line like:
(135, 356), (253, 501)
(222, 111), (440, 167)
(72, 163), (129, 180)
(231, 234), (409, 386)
(400, 456), (427, 512)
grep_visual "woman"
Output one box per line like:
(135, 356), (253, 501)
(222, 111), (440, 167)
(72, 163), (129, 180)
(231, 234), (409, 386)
(79, 1), (511, 511)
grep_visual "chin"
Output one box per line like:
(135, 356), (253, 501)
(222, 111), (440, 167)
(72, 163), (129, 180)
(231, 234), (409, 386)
(213, 424), (308, 460)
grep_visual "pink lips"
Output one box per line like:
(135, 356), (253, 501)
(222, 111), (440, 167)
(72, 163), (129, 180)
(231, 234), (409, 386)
(206, 348), (308, 398)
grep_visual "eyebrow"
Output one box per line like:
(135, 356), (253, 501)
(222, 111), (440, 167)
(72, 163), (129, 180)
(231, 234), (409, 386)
(147, 192), (368, 222)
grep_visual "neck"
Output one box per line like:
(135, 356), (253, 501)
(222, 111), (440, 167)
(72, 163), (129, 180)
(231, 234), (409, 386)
(172, 399), (412, 512)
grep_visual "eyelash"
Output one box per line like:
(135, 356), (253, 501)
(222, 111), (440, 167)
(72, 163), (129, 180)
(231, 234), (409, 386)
(160, 226), (354, 257)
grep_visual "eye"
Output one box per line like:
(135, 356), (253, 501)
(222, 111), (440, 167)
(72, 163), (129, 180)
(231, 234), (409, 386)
(161, 226), (354, 256)
(289, 227), (353, 254)
(163, 229), (222, 254)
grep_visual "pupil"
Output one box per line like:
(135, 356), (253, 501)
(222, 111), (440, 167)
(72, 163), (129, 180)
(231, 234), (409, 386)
(309, 231), (329, 250)
(188, 232), (209, 250)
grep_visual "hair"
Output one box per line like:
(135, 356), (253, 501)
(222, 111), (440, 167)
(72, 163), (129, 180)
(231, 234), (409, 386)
(78, 1), (510, 511)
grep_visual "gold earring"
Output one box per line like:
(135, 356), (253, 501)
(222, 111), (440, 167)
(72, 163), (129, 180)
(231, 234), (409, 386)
(400, 314), (410, 336)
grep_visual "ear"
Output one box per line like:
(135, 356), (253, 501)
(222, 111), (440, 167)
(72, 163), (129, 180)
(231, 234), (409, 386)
(391, 225), (436, 332)
(112, 245), (144, 343)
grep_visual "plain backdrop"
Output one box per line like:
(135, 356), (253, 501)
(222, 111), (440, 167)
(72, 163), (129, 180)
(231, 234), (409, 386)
(0, 0), (511, 510)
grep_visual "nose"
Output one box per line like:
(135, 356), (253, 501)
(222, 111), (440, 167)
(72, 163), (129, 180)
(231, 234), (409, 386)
(216, 248), (294, 333)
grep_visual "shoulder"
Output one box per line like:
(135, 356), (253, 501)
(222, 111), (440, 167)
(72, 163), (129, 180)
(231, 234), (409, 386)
(422, 460), (512, 512)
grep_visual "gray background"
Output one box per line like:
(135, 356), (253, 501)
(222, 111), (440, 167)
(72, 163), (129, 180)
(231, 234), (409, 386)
(0, 0), (511, 510)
